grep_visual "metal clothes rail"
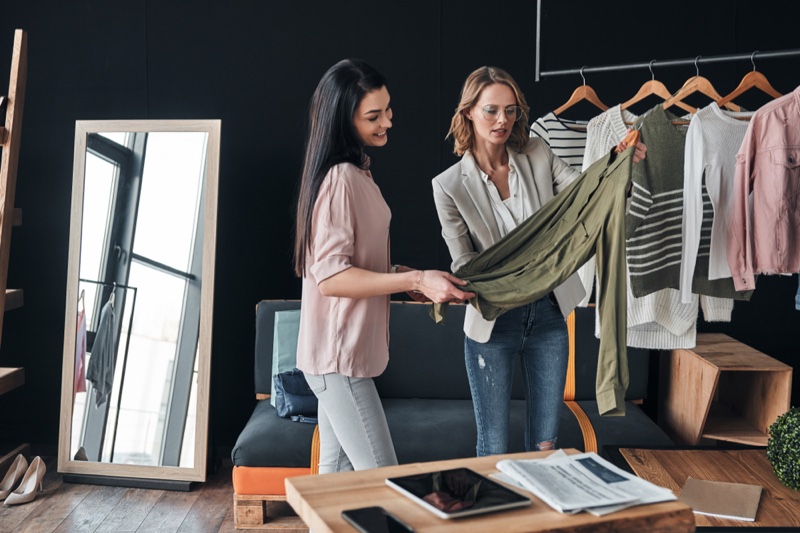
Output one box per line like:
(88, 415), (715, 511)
(537, 49), (800, 81)
(77, 277), (137, 463)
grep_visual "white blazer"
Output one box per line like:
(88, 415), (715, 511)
(432, 137), (586, 342)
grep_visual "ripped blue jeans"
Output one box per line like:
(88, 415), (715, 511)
(464, 295), (568, 457)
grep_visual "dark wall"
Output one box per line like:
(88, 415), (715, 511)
(1, 1), (799, 457)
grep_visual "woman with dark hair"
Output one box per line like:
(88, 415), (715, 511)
(294, 59), (473, 474)
(432, 66), (645, 456)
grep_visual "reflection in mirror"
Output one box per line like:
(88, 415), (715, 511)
(59, 120), (220, 484)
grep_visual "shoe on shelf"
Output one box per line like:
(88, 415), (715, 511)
(0, 454), (28, 500)
(4, 456), (45, 506)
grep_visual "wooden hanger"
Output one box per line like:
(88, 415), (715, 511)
(717, 51), (782, 108)
(554, 66), (609, 116)
(663, 56), (741, 113)
(622, 60), (695, 114)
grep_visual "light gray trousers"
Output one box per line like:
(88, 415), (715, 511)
(304, 373), (398, 474)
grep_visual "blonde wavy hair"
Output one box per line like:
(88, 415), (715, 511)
(447, 66), (531, 156)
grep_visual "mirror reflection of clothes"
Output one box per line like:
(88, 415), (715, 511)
(85, 299), (117, 406)
(74, 308), (87, 395)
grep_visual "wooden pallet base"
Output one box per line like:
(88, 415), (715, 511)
(233, 494), (308, 531)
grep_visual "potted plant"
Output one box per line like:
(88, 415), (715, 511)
(767, 406), (800, 490)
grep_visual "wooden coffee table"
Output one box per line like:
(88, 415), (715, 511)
(610, 447), (800, 529)
(285, 449), (695, 532)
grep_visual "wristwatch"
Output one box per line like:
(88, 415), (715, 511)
(391, 264), (401, 274)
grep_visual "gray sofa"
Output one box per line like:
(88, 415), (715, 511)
(230, 299), (673, 528)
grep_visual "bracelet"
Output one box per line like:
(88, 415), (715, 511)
(391, 264), (401, 274)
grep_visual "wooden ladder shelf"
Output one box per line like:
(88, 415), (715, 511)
(0, 28), (28, 456)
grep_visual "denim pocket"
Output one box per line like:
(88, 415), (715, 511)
(304, 373), (327, 394)
(770, 148), (800, 197)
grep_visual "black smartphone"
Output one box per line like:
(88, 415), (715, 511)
(341, 506), (414, 533)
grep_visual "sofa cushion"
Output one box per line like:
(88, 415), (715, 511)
(377, 303), (472, 400)
(575, 400), (674, 451)
(255, 300), (302, 396)
(232, 399), (316, 468)
(270, 309), (301, 406)
(254, 301), (651, 403)
(231, 396), (671, 469)
(385, 398), (588, 463)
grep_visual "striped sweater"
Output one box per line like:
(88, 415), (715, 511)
(626, 104), (687, 296)
(530, 112), (588, 171)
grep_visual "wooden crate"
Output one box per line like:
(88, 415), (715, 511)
(659, 333), (792, 446)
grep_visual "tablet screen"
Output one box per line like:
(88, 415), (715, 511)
(385, 467), (531, 519)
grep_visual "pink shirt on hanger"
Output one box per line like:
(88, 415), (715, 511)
(296, 162), (392, 378)
(727, 85), (800, 291)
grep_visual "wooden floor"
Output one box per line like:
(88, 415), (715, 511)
(0, 457), (259, 533)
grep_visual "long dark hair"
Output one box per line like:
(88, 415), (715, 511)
(293, 59), (387, 277)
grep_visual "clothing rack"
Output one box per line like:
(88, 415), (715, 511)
(78, 278), (137, 292)
(533, 0), (800, 81)
(77, 278), (138, 330)
(536, 49), (800, 81)
(77, 277), (137, 463)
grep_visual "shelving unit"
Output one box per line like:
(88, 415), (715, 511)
(0, 29), (28, 473)
(659, 333), (792, 446)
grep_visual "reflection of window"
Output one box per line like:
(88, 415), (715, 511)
(134, 133), (205, 267)
(71, 150), (120, 456)
(73, 132), (206, 468)
(80, 154), (118, 335)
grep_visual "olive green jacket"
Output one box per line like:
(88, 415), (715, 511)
(434, 146), (637, 416)
(432, 138), (586, 343)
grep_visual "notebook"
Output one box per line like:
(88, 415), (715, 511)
(678, 477), (762, 521)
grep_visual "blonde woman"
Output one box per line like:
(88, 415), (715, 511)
(432, 66), (645, 456)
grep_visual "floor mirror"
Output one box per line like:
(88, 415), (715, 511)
(58, 120), (220, 488)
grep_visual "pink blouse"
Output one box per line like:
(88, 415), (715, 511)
(296, 162), (392, 378)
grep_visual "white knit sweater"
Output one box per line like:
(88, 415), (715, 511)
(680, 102), (753, 303)
(578, 105), (638, 306)
(582, 105), (639, 173)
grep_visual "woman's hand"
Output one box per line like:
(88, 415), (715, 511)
(319, 265), (474, 301)
(632, 140), (647, 163)
(616, 128), (647, 163)
(415, 270), (475, 304)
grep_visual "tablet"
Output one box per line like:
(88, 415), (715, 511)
(385, 467), (531, 519)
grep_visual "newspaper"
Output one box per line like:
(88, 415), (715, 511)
(495, 450), (676, 516)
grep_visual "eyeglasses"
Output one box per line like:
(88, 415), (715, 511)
(479, 105), (523, 122)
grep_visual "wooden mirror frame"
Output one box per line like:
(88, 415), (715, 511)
(57, 119), (220, 485)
